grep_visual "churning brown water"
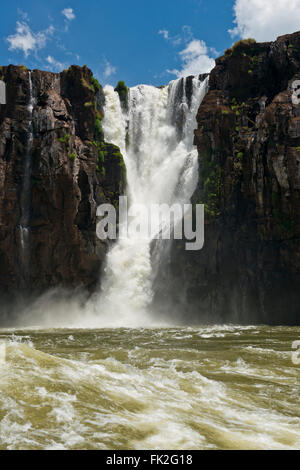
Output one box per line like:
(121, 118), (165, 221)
(0, 325), (299, 450)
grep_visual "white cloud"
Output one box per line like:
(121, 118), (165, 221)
(46, 55), (66, 72)
(6, 21), (54, 57)
(181, 25), (193, 43)
(159, 25), (194, 45)
(62, 8), (75, 21)
(158, 29), (170, 40)
(17, 9), (29, 21)
(103, 60), (117, 78)
(158, 28), (182, 45)
(169, 39), (215, 78)
(229, 0), (300, 42)
(159, 26), (216, 78)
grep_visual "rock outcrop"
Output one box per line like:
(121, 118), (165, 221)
(159, 32), (300, 324)
(2, 32), (300, 325)
(0, 65), (126, 300)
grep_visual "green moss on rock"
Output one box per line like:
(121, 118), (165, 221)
(58, 133), (70, 150)
(225, 38), (256, 56)
(94, 117), (104, 141)
(198, 150), (222, 217)
(91, 76), (101, 93)
(114, 80), (129, 111)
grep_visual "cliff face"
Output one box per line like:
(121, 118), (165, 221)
(0, 65), (126, 299)
(2, 33), (300, 325)
(162, 32), (300, 324)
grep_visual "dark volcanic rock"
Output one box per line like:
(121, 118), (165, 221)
(0, 65), (126, 299)
(156, 32), (300, 325)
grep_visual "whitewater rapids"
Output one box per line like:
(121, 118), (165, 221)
(0, 326), (299, 450)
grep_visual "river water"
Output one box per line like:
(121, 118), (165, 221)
(0, 325), (299, 450)
(1, 75), (298, 451)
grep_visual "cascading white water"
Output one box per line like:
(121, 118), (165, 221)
(19, 71), (35, 282)
(98, 76), (208, 326)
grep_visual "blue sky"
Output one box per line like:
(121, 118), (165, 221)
(1, 0), (300, 87)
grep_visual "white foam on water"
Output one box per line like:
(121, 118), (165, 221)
(0, 328), (299, 449)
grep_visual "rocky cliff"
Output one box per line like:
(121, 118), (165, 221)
(161, 32), (300, 324)
(2, 32), (300, 325)
(0, 65), (126, 301)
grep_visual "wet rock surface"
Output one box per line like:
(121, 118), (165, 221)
(157, 32), (300, 324)
(0, 65), (126, 300)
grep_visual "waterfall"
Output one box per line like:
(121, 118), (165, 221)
(19, 71), (35, 283)
(98, 76), (208, 326)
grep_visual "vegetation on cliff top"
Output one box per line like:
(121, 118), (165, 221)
(115, 81), (129, 111)
(90, 76), (101, 94)
(225, 38), (256, 56)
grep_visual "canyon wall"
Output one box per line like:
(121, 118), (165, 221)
(1, 31), (300, 325)
(0, 65), (126, 301)
(162, 32), (300, 324)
